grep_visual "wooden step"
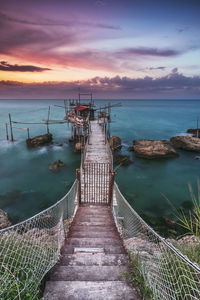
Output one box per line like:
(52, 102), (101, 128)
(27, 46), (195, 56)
(44, 281), (140, 300)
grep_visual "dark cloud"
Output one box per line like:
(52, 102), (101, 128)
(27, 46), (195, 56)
(0, 11), (120, 30)
(116, 47), (181, 57)
(149, 66), (166, 70)
(0, 61), (50, 72)
(0, 69), (199, 99)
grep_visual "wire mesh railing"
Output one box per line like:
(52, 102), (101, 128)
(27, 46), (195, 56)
(0, 180), (77, 299)
(112, 182), (200, 300)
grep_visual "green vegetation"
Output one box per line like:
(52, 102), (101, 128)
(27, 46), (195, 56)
(0, 233), (56, 299)
(128, 253), (153, 300)
(164, 179), (200, 239)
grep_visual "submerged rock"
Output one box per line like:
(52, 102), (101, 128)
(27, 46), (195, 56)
(108, 136), (122, 151)
(133, 140), (179, 159)
(114, 154), (132, 166)
(170, 136), (200, 152)
(0, 209), (11, 229)
(49, 160), (66, 171)
(26, 133), (53, 148)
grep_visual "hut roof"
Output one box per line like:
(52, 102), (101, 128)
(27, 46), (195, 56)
(74, 105), (88, 111)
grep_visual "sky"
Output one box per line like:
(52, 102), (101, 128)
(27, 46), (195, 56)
(0, 0), (200, 99)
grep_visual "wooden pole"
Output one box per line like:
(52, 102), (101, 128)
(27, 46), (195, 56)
(47, 106), (50, 134)
(5, 123), (9, 140)
(109, 170), (115, 205)
(8, 113), (14, 141)
(197, 117), (199, 138)
(64, 100), (67, 114)
(27, 128), (30, 139)
(76, 169), (81, 205)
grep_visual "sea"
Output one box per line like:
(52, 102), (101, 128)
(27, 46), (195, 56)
(0, 99), (199, 227)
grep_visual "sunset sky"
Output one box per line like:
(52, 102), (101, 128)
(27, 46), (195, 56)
(0, 0), (200, 99)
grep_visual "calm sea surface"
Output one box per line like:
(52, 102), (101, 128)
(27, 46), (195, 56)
(0, 99), (200, 224)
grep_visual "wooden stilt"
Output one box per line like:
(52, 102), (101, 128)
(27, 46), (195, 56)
(5, 123), (9, 140)
(47, 106), (50, 134)
(8, 113), (14, 141)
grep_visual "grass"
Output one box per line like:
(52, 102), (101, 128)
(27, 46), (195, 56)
(128, 253), (153, 300)
(0, 233), (57, 299)
(163, 179), (200, 239)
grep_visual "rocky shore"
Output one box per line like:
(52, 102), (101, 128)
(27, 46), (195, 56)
(0, 209), (11, 230)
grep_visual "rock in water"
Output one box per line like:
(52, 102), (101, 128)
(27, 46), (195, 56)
(108, 136), (122, 151)
(114, 154), (132, 166)
(133, 140), (179, 159)
(0, 209), (11, 229)
(26, 133), (53, 148)
(187, 128), (200, 138)
(49, 160), (66, 171)
(74, 142), (82, 152)
(170, 136), (200, 152)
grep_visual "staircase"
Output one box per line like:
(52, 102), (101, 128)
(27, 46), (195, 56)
(44, 205), (140, 299)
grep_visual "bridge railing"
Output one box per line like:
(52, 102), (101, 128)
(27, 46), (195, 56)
(0, 180), (77, 299)
(112, 182), (200, 300)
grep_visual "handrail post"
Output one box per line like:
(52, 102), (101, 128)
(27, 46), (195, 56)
(109, 170), (115, 205)
(76, 168), (81, 205)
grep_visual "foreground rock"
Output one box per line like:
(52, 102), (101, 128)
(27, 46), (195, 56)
(133, 140), (179, 159)
(114, 154), (132, 166)
(170, 136), (200, 152)
(0, 209), (11, 229)
(187, 128), (200, 138)
(49, 160), (66, 171)
(108, 136), (122, 151)
(26, 133), (53, 148)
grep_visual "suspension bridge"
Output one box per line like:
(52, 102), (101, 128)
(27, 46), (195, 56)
(0, 112), (200, 299)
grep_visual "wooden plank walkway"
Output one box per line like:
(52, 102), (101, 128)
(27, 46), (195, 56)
(44, 119), (141, 299)
(84, 120), (110, 164)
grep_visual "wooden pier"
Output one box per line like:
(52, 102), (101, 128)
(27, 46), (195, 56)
(44, 114), (140, 299)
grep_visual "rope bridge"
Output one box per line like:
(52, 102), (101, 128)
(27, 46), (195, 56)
(0, 179), (200, 299)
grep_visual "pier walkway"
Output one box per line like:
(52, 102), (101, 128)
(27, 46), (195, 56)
(44, 120), (140, 299)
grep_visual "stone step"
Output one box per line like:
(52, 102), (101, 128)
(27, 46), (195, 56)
(66, 237), (123, 247)
(44, 281), (139, 300)
(73, 218), (114, 224)
(72, 221), (115, 226)
(62, 245), (126, 255)
(58, 253), (129, 266)
(68, 231), (120, 238)
(71, 225), (118, 233)
(50, 265), (129, 281)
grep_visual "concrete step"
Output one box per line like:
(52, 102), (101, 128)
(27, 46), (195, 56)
(68, 231), (120, 238)
(44, 280), (139, 300)
(58, 253), (129, 266)
(66, 237), (123, 247)
(72, 221), (114, 226)
(71, 225), (118, 233)
(50, 265), (129, 281)
(62, 245), (126, 255)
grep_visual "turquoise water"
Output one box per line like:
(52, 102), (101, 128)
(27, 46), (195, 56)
(0, 99), (200, 224)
